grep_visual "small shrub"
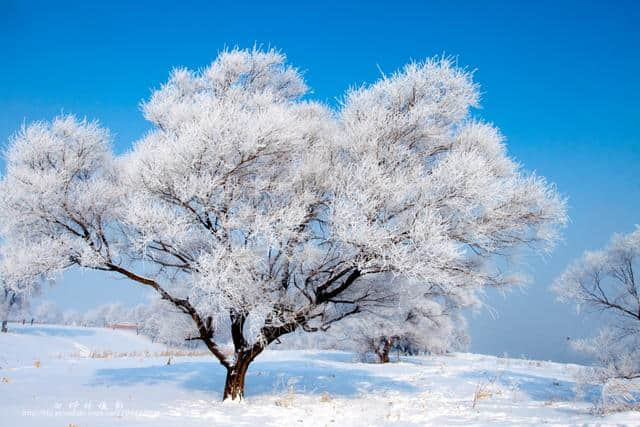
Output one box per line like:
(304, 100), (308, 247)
(472, 376), (502, 409)
(275, 390), (296, 408)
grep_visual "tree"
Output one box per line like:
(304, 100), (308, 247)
(1, 285), (24, 332)
(81, 303), (127, 327)
(553, 227), (640, 394)
(132, 299), (200, 346)
(34, 301), (63, 324)
(62, 309), (80, 326)
(0, 48), (567, 400)
(349, 293), (469, 363)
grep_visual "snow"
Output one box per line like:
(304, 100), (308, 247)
(0, 324), (638, 426)
(0, 324), (167, 364)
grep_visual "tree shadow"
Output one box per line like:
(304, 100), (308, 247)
(90, 351), (605, 405)
(90, 357), (418, 399)
(11, 325), (95, 337)
(462, 369), (602, 403)
(298, 351), (357, 363)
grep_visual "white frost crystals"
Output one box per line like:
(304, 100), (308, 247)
(0, 116), (120, 286)
(553, 227), (640, 410)
(0, 48), (567, 399)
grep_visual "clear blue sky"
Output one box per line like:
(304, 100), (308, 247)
(2, 0), (638, 363)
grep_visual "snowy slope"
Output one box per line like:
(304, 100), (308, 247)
(0, 323), (167, 366)
(0, 324), (638, 426)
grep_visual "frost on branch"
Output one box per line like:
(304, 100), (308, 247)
(346, 292), (469, 363)
(0, 48), (567, 399)
(0, 115), (120, 285)
(553, 227), (640, 411)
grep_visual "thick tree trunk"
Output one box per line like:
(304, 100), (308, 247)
(220, 312), (305, 399)
(1, 320), (7, 333)
(376, 338), (392, 363)
(223, 355), (252, 400)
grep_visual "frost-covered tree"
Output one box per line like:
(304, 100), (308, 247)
(0, 48), (566, 399)
(34, 301), (63, 325)
(553, 227), (640, 395)
(62, 309), (80, 326)
(131, 300), (199, 346)
(350, 294), (468, 363)
(72, 300), (197, 345)
(1, 285), (24, 332)
(82, 303), (129, 327)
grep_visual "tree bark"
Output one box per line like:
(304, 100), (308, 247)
(1, 320), (7, 333)
(376, 338), (392, 363)
(222, 347), (265, 400)
(221, 308), (296, 400)
(223, 355), (252, 400)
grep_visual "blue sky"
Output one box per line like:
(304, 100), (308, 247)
(1, 0), (639, 363)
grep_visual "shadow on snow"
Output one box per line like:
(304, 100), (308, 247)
(10, 325), (96, 337)
(90, 357), (418, 399)
(462, 369), (602, 403)
(90, 351), (602, 404)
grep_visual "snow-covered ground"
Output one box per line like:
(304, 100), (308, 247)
(0, 324), (637, 426)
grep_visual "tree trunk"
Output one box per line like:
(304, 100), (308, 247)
(377, 338), (392, 363)
(1, 320), (7, 333)
(223, 353), (253, 400)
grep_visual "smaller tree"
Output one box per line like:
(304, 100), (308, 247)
(1, 285), (24, 332)
(349, 293), (469, 363)
(136, 299), (200, 347)
(553, 227), (640, 410)
(62, 309), (80, 326)
(80, 303), (122, 327)
(34, 301), (63, 325)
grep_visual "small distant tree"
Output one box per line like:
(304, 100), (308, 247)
(102, 303), (127, 327)
(553, 227), (640, 410)
(0, 48), (566, 400)
(134, 299), (200, 346)
(34, 301), (63, 325)
(62, 309), (80, 326)
(1, 285), (24, 332)
(349, 294), (469, 363)
(81, 303), (124, 327)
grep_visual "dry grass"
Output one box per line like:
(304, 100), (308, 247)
(274, 379), (300, 408)
(597, 378), (640, 414)
(275, 390), (297, 408)
(472, 377), (502, 409)
(33, 359), (41, 368)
